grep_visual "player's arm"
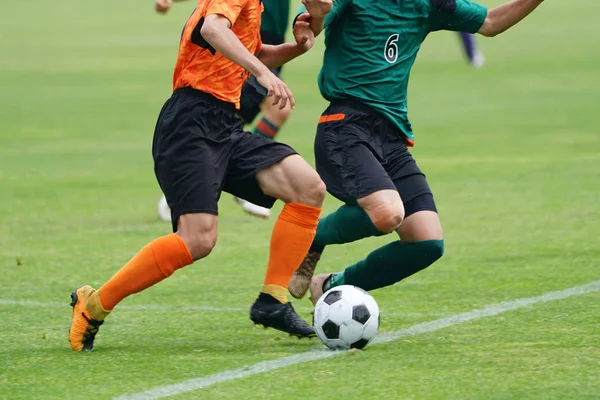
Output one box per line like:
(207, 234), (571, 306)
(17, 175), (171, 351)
(297, 0), (335, 37)
(200, 14), (267, 77)
(430, 0), (544, 37)
(258, 13), (315, 69)
(478, 0), (544, 37)
(201, 14), (294, 109)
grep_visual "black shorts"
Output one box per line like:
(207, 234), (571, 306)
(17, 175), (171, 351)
(314, 100), (437, 217)
(238, 31), (284, 124)
(153, 87), (297, 231)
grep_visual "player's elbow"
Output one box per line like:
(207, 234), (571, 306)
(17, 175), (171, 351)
(200, 19), (218, 42)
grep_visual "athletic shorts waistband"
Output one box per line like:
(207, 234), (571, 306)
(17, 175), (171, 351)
(173, 87), (237, 114)
(329, 99), (382, 118)
(326, 99), (413, 146)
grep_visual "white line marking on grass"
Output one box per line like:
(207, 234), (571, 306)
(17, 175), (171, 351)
(0, 299), (245, 312)
(114, 279), (600, 400)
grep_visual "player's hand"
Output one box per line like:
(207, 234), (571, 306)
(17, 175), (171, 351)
(301, 0), (333, 19)
(293, 13), (315, 53)
(256, 70), (295, 110)
(155, 0), (172, 14)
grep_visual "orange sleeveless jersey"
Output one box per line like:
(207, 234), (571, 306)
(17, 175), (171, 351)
(173, 0), (263, 108)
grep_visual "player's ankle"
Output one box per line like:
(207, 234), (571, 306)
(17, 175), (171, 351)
(309, 242), (325, 254)
(260, 284), (288, 304)
(86, 290), (110, 321)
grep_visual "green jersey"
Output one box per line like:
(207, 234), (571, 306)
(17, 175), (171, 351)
(261, 0), (290, 39)
(305, 0), (487, 142)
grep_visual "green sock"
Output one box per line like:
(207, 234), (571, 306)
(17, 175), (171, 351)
(311, 204), (387, 253)
(253, 117), (279, 139)
(328, 240), (444, 291)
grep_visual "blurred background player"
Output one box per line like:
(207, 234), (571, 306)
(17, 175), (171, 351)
(156, 0), (292, 220)
(458, 32), (485, 68)
(288, 0), (546, 303)
(69, 0), (331, 351)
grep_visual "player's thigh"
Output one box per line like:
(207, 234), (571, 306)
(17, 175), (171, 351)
(314, 106), (396, 205)
(223, 133), (323, 207)
(256, 154), (325, 206)
(393, 164), (442, 242)
(397, 208), (443, 242)
(153, 90), (232, 232)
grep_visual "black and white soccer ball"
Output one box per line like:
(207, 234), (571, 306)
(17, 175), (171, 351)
(313, 285), (380, 350)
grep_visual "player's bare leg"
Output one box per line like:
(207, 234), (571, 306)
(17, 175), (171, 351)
(308, 195), (444, 302)
(69, 213), (216, 351)
(254, 97), (292, 139)
(236, 99), (293, 218)
(308, 273), (331, 305)
(396, 210), (443, 243)
(290, 190), (401, 298)
(249, 155), (325, 337)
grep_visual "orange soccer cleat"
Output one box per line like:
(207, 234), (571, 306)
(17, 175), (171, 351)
(68, 285), (105, 351)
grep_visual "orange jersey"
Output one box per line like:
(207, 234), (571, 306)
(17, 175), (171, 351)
(173, 0), (263, 108)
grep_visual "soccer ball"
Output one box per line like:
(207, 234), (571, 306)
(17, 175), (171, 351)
(313, 285), (380, 350)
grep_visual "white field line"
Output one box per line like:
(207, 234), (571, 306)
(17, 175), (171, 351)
(114, 279), (600, 400)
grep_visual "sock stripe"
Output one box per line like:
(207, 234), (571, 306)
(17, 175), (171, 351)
(261, 117), (279, 131)
(254, 118), (279, 138)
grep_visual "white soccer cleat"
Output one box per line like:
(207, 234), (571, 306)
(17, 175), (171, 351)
(235, 197), (271, 219)
(157, 195), (171, 222)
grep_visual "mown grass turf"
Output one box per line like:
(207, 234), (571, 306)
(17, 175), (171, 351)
(1, 1), (599, 399)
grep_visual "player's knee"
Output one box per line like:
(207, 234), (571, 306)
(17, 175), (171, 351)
(295, 173), (326, 207)
(370, 202), (405, 233)
(307, 176), (327, 205)
(263, 99), (292, 126)
(181, 233), (216, 260)
(176, 214), (218, 260)
(178, 224), (217, 260)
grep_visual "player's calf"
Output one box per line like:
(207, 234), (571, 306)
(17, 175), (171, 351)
(289, 196), (402, 299)
(311, 206), (445, 295)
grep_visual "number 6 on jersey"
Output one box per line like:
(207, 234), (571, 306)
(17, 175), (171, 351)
(384, 33), (399, 63)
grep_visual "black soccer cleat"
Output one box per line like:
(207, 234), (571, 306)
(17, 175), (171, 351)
(250, 293), (316, 338)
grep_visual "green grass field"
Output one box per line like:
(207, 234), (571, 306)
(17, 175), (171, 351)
(1, 1), (599, 399)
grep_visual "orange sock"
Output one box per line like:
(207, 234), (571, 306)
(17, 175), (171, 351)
(98, 233), (193, 310)
(262, 202), (321, 303)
